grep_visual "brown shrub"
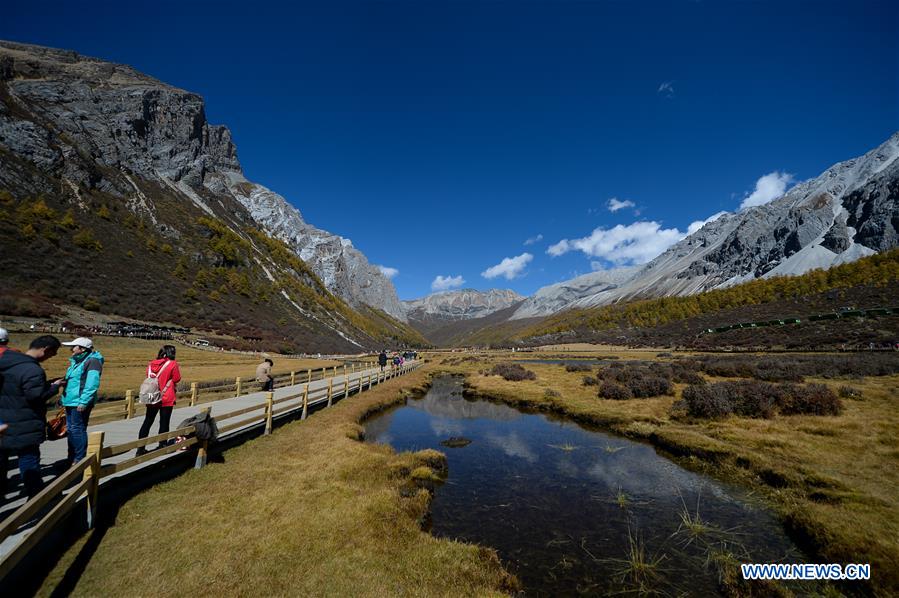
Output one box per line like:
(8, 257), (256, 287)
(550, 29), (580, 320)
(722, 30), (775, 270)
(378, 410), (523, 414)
(490, 363), (536, 381)
(779, 383), (843, 416)
(598, 381), (633, 400)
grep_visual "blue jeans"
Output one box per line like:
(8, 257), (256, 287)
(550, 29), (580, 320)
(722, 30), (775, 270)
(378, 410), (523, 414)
(66, 404), (93, 463)
(0, 445), (43, 499)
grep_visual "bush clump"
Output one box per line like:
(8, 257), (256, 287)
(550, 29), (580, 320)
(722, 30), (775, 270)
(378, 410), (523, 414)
(490, 363), (536, 381)
(564, 363), (593, 372)
(598, 381), (633, 401)
(678, 380), (843, 419)
(779, 383), (843, 416)
(597, 361), (677, 397)
(582, 376), (599, 386)
(628, 376), (674, 398)
(680, 384), (733, 419)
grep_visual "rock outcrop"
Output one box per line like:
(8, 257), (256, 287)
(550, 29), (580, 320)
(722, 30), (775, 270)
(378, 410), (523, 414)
(0, 40), (406, 321)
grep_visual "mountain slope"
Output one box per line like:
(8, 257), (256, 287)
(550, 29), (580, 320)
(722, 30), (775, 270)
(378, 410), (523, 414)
(512, 132), (899, 319)
(494, 249), (899, 349)
(0, 40), (422, 351)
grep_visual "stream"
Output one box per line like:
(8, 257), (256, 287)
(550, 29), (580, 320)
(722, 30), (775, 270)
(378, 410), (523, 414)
(365, 375), (804, 596)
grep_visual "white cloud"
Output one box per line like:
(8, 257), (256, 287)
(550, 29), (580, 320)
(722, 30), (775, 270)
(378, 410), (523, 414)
(431, 275), (465, 291)
(686, 211), (728, 235)
(658, 81), (675, 97)
(606, 197), (636, 213)
(547, 221), (685, 265)
(740, 171), (794, 209)
(524, 234), (543, 246)
(376, 265), (399, 279)
(481, 253), (533, 280)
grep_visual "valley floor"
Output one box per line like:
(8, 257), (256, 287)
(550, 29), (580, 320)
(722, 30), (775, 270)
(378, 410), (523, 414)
(34, 351), (899, 597)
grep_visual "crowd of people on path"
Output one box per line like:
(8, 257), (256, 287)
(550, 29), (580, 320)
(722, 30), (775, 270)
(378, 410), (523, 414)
(0, 328), (186, 502)
(1, 327), (415, 504)
(378, 350), (416, 371)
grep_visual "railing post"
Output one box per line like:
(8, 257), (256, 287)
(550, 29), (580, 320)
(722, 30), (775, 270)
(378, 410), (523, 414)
(264, 392), (274, 435)
(126, 389), (134, 419)
(290, 371), (296, 386)
(343, 374), (349, 400)
(84, 431), (104, 529)
(301, 383), (309, 420)
(195, 407), (211, 469)
(190, 382), (198, 407)
(235, 376), (242, 396)
(307, 368), (312, 383)
(333, 365), (337, 377)
(327, 378), (333, 408)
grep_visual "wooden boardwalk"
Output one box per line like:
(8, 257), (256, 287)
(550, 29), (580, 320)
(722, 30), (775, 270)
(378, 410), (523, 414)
(0, 362), (418, 561)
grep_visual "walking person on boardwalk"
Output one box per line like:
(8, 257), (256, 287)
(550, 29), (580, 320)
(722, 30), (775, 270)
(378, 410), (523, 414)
(256, 358), (274, 392)
(378, 350), (388, 371)
(59, 337), (104, 465)
(0, 336), (64, 499)
(136, 345), (181, 455)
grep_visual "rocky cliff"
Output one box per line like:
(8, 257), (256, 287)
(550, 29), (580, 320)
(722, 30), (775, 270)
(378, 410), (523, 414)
(512, 132), (899, 319)
(0, 40), (421, 351)
(0, 40), (406, 322)
(403, 289), (525, 322)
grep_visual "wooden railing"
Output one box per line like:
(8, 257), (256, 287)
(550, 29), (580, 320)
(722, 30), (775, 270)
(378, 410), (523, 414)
(88, 362), (383, 424)
(0, 361), (419, 579)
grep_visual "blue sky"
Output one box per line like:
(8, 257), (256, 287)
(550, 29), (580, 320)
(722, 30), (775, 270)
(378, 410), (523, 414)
(4, 1), (897, 300)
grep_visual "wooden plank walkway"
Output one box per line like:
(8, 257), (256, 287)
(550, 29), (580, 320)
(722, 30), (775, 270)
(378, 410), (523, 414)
(0, 362), (418, 560)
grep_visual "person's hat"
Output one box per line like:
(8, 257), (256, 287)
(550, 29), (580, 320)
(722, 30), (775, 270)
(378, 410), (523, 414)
(0, 327), (8, 343)
(62, 337), (93, 349)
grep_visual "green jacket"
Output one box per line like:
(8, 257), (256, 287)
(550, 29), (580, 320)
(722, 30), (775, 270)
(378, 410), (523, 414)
(61, 350), (104, 408)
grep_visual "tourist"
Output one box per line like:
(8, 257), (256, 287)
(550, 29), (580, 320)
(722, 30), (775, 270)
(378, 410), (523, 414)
(0, 327), (9, 355)
(136, 345), (181, 455)
(256, 358), (274, 392)
(60, 337), (104, 465)
(378, 350), (388, 371)
(0, 335), (64, 499)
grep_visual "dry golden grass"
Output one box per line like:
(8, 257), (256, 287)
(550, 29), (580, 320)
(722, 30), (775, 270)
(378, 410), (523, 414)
(10, 333), (342, 398)
(39, 366), (516, 597)
(445, 352), (899, 595)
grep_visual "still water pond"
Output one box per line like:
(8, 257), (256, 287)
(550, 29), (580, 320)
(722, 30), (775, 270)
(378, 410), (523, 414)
(365, 375), (803, 596)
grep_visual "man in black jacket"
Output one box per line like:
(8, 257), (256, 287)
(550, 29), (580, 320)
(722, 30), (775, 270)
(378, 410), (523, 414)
(0, 335), (64, 500)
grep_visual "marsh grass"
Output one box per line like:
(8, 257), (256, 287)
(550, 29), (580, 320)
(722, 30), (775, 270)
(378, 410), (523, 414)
(548, 442), (578, 452)
(39, 367), (518, 596)
(606, 526), (670, 596)
(669, 489), (738, 550)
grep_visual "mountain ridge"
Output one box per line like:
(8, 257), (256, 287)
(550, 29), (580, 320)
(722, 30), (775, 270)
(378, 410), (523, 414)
(511, 131), (899, 320)
(0, 40), (421, 351)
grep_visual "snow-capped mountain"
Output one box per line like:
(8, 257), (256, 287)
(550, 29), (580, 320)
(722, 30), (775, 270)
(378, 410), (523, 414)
(512, 132), (899, 319)
(404, 289), (525, 321)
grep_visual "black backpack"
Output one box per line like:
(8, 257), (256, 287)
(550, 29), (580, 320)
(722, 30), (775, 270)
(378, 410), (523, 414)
(178, 411), (219, 441)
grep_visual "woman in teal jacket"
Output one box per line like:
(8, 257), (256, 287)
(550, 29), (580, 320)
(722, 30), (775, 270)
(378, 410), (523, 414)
(60, 337), (104, 464)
